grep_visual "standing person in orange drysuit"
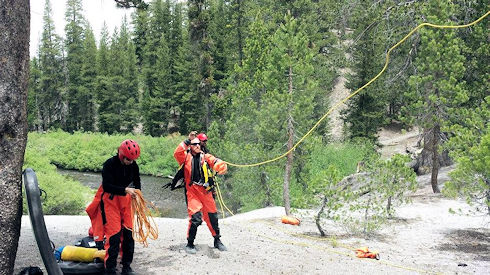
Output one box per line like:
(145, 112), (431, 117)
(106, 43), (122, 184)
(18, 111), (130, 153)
(86, 139), (141, 275)
(196, 132), (219, 199)
(174, 134), (228, 254)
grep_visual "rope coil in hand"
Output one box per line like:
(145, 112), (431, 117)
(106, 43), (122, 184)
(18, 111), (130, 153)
(131, 189), (159, 247)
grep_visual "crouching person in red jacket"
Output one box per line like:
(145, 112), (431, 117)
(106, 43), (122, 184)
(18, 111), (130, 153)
(174, 136), (228, 254)
(86, 139), (141, 275)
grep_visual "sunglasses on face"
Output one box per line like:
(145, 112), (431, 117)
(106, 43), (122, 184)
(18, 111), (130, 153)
(190, 143), (200, 146)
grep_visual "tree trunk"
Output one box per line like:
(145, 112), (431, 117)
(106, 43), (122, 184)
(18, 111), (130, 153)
(412, 128), (452, 175)
(363, 195), (372, 234)
(235, 0), (243, 66)
(485, 179), (490, 215)
(315, 195), (328, 237)
(283, 65), (294, 216)
(430, 125), (441, 193)
(0, 0), (30, 273)
(261, 170), (271, 207)
(386, 196), (392, 215)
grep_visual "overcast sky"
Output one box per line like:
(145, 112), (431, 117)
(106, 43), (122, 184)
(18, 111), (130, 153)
(30, 0), (134, 57)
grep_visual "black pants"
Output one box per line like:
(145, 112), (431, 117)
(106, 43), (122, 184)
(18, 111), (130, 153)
(105, 228), (134, 270)
(187, 212), (220, 244)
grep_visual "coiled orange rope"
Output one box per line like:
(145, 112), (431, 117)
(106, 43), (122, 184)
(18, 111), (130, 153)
(131, 189), (159, 247)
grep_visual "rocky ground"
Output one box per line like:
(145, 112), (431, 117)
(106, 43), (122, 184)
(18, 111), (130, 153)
(14, 125), (489, 274)
(14, 164), (490, 274)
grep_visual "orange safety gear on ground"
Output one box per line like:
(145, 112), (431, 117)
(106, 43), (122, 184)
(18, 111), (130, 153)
(60, 246), (106, 262)
(281, 216), (301, 225)
(355, 247), (380, 260)
(118, 139), (140, 161)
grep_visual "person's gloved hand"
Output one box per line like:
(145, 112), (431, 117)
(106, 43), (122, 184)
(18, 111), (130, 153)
(188, 131), (197, 140)
(214, 160), (227, 175)
(184, 131), (197, 145)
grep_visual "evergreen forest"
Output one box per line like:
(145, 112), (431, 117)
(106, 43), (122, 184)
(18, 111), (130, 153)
(27, 0), (489, 220)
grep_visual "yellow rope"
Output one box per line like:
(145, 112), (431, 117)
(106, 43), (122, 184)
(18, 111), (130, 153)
(206, 14), (488, 273)
(224, 11), (490, 168)
(131, 189), (159, 247)
(214, 177), (235, 218)
(216, 181), (227, 219)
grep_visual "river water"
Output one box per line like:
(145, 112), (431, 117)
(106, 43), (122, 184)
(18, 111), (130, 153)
(57, 169), (188, 218)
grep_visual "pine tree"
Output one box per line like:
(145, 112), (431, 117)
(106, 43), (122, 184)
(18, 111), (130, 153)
(167, 2), (188, 133)
(457, 0), (488, 107)
(172, 19), (200, 134)
(443, 1), (489, 213)
(343, 1), (388, 141)
(27, 58), (42, 131)
(216, 15), (279, 210)
(402, 0), (467, 193)
(216, 12), (318, 213)
(229, 0), (246, 66)
(79, 25), (97, 132)
(38, 0), (64, 130)
(96, 23), (116, 133)
(141, 0), (172, 136)
(99, 19), (140, 134)
(341, 1), (422, 141)
(113, 17), (139, 133)
(188, 0), (214, 129)
(445, 97), (489, 213)
(208, 0), (233, 88)
(131, 7), (150, 67)
(269, 12), (317, 215)
(64, 0), (86, 132)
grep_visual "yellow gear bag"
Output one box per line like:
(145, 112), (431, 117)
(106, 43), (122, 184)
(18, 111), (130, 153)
(61, 245), (106, 262)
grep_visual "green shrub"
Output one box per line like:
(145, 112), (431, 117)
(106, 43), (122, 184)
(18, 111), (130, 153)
(23, 145), (93, 215)
(28, 130), (182, 175)
(295, 138), (376, 208)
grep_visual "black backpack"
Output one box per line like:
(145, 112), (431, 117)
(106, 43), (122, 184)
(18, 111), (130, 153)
(163, 165), (185, 190)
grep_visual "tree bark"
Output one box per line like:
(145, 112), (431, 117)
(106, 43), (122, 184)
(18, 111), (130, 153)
(430, 125), (441, 193)
(315, 195), (328, 237)
(0, 0), (30, 273)
(260, 170), (271, 207)
(485, 179), (490, 215)
(283, 65), (294, 216)
(235, 0), (243, 66)
(413, 128), (452, 175)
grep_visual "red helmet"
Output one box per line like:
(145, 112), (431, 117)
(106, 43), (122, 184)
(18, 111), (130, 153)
(118, 139), (140, 161)
(197, 133), (208, 141)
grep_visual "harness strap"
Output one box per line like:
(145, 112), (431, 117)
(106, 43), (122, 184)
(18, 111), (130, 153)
(100, 192), (107, 225)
